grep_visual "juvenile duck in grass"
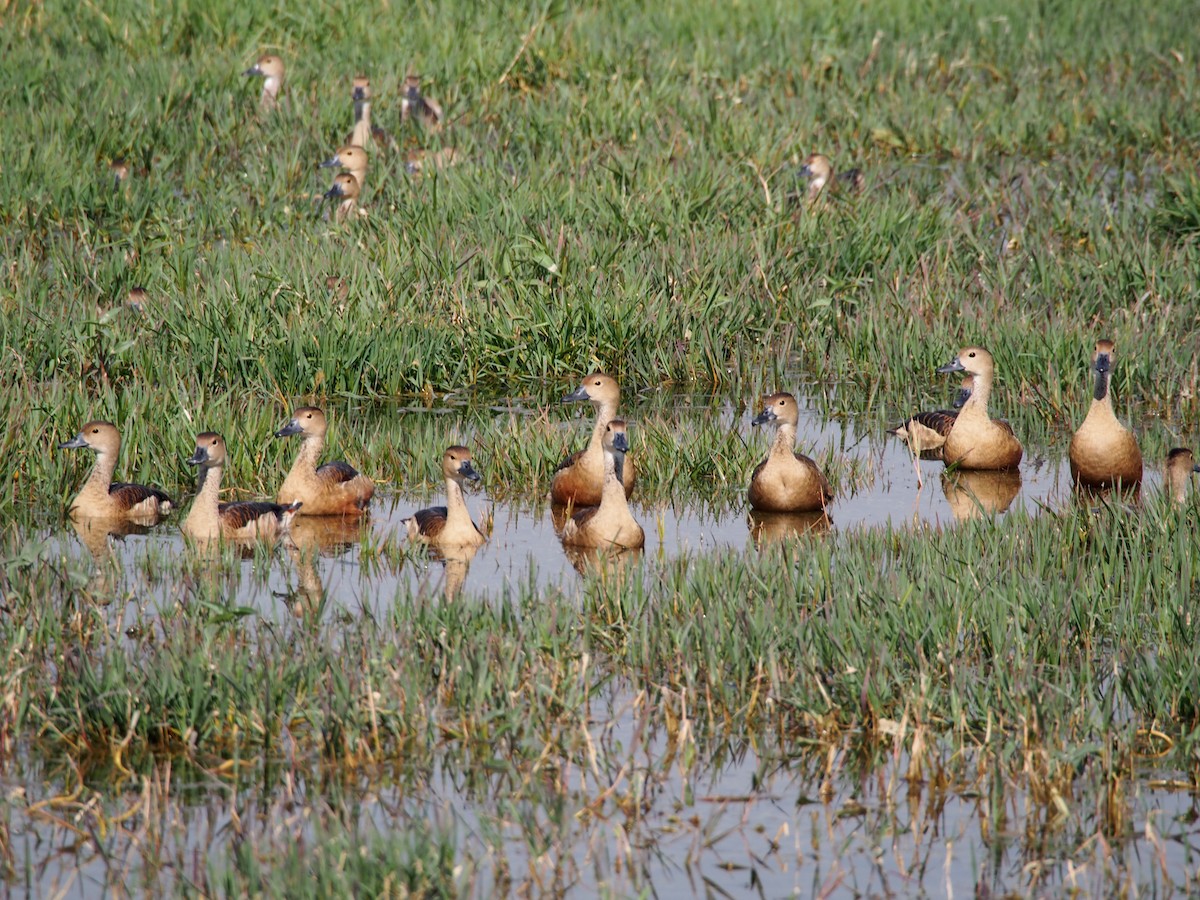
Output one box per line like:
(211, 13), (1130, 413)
(888, 376), (975, 484)
(275, 406), (374, 517)
(748, 392), (833, 513)
(243, 54), (285, 113)
(551, 372), (636, 507)
(323, 172), (361, 222)
(404, 146), (463, 175)
(404, 446), (487, 549)
(561, 421), (645, 550)
(1166, 448), (1199, 504)
(936, 347), (1023, 471)
(125, 286), (149, 314)
(183, 433), (301, 542)
(400, 74), (443, 130)
(320, 143), (369, 198)
(59, 421), (173, 520)
(798, 153), (865, 203)
(348, 76), (395, 153)
(1068, 340), (1142, 490)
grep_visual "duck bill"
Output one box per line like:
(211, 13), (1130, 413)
(751, 409), (776, 427)
(561, 385), (590, 403)
(58, 433), (88, 450)
(612, 432), (630, 453)
(319, 155), (341, 169)
(323, 184), (345, 199)
(1092, 353), (1111, 401)
(275, 420), (303, 438)
(459, 461), (482, 482)
(242, 65), (262, 77)
(185, 448), (207, 466)
(936, 358), (966, 374)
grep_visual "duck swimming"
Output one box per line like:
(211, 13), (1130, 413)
(1068, 339), (1142, 490)
(551, 372), (636, 507)
(59, 420), (172, 520)
(936, 347), (1023, 471)
(748, 392), (833, 513)
(404, 446), (487, 549)
(561, 421), (644, 550)
(275, 407), (374, 516)
(183, 432), (300, 541)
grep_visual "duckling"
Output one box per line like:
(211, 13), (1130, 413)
(275, 406), (374, 517)
(561, 421), (645, 550)
(109, 158), (129, 191)
(404, 446), (487, 549)
(1068, 340), (1142, 490)
(320, 143), (369, 198)
(59, 421), (173, 520)
(798, 152), (865, 203)
(183, 432), (301, 541)
(888, 376), (974, 485)
(243, 53), (284, 113)
(1166, 448), (1199, 504)
(323, 172), (361, 222)
(400, 74), (443, 130)
(550, 372), (636, 507)
(347, 76), (395, 153)
(936, 347), (1023, 471)
(748, 392), (833, 513)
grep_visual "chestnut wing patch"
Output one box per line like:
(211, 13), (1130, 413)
(110, 482), (172, 508)
(413, 507), (448, 537)
(219, 501), (283, 530)
(317, 460), (360, 484)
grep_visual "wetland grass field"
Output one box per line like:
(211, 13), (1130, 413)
(3, 0), (1200, 894)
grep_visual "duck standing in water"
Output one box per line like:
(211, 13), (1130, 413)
(748, 392), (833, 513)
(183, 433), (301, 541)
(936, 347), (1023, 471)
(59, 421), (172, 520)
(561, 421), (644, 550)
(1068, 339), (1142, 490)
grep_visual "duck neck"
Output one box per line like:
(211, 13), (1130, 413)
(444, 477), (472, 529)
(960, 371), (993, 420)
(195, 463), (223, 510)
(348, 165), (367, 192)
(1168, 466), (1189, 503)
(585, 399), (618, 463)
(83, 448), (118, 496)
(292, 433), (325, 477)
(262, 78), (281, 107)
(770, 422), (797, 457)
(354, 99), (370, 125)
(601, 449), (632, 514)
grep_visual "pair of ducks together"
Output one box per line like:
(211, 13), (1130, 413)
(60, 409), (375, 544)
(890, 341), (1198, 498)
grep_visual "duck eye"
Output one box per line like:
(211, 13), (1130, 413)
(968, 351), (976, 358)
(91, 427), (99, 433)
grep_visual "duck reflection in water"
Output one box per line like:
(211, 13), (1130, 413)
(69, 516), (154, 600)
(940, 469), (1022, 521)
(747, 510), (832, 546)
(282, 516), (366, 616)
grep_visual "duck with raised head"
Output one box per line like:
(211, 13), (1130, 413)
(243, 54), (285, 113)
(400, 74), (443, 130)
(936, 347), (1023, 471)
(551, 372), (636, 507)
(275, 407), (374, 517)
(323, 172), (361, 222)
(798, 152), (864, 203)
(320, 143), (369, 198)
(404, 446), (487, 548)
(748, 392), (833, 513)
(348, 75), (395, 153)
(1068, 340), (1142, 490)
(561, 421), (644, 550)
(183, 433), (301, 541)
(1165, 448), (1199, 504)
(59, 421), (173, 520)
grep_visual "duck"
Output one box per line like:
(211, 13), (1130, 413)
(798, 152), (865, 203)
(59, 421), (173, 520)
(404, 146), (463, 176)
(320, 143), (369, 198)
(1068, 340), (1142, 489)
(183, 432), (301, 541)
(109, 158), (129, 191)
(561, 421), (645, 550)
(550, 372), (636, 507)
(404, 446), (487, 549)
(275, 406), (374, 516)
(1165, 448), (1199, 504)
(243, 53), (285, 113)
(126, 286), (148, 314)
(323, 172), (361, 222)
(888, 375), (974, 485)
(400, 74), (443, 130)
(936, 347), (1023, 471)
(348, 75), (395, 153)
(748, 392), (833, 513)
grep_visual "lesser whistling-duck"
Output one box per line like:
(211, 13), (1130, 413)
(1068, 340), (1142, 489)
(59, 421), (172, 521)
(320, 143), (369, 198)
(404, 446), (487, 549)
(1165, 448), (1199, 504)
(748, 392), (833, 513)
(936, 347), (1023, 471)
(404, 146), (463, 176)
(243, 54), (285, 113)
(125, 286), (149, 314)
(183, 432), (301, 541)
(888, 375), (974, 485)
(551, 372), (636, 507)
(323, 172), (361, 222)
(560, 421), (645, 550)
(109, 158), (129, 191)
(400, 74), (443, 130)
(275, 407), (374, 517)
(348, 75), (395, 153)
(798, 152), (865, 203)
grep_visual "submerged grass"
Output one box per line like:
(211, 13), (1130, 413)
(3, 0), (1200, 893)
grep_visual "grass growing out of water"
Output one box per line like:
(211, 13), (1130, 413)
(4, 0), (1200, 893)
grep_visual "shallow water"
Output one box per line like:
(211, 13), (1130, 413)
(21, 390), (1180, 896)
